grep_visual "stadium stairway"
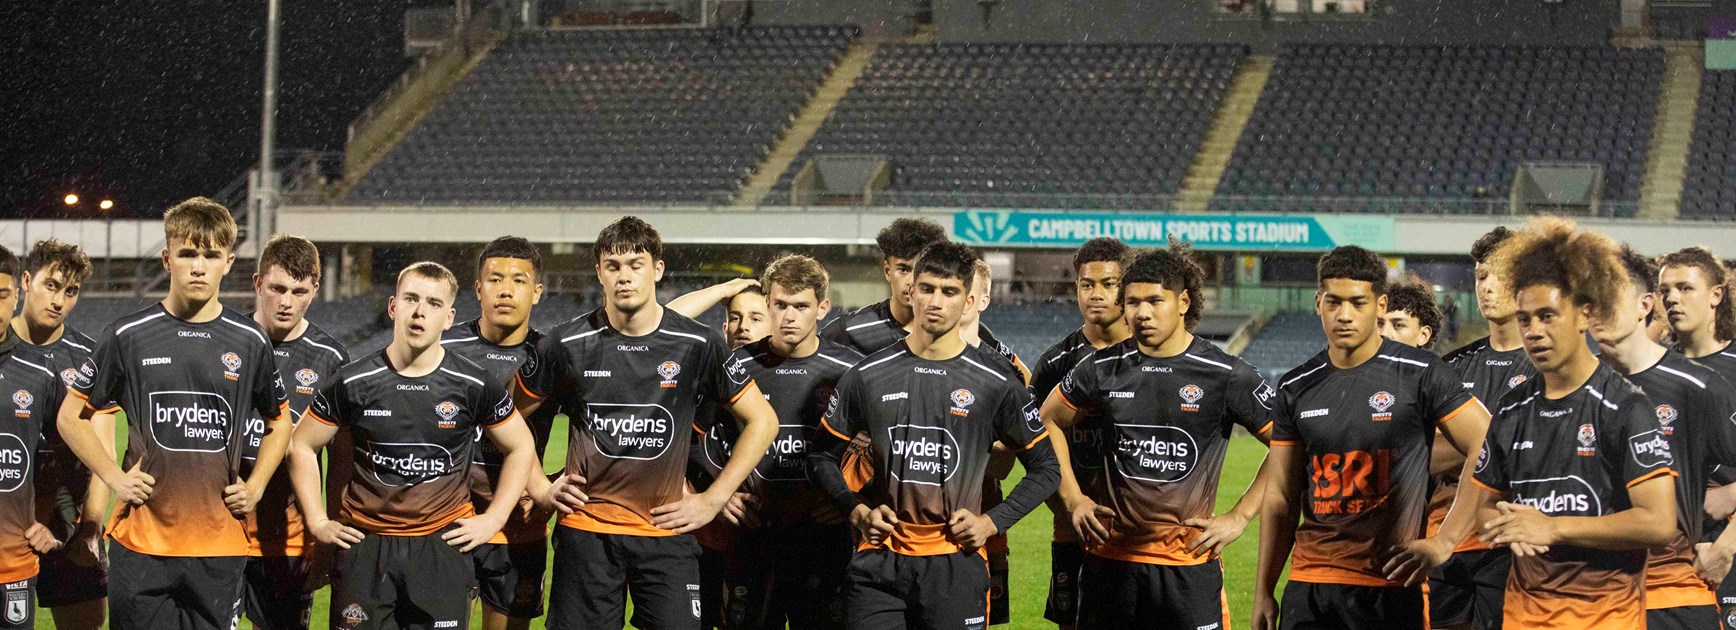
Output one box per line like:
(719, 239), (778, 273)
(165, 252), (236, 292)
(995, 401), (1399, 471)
(734, 39), (881, 207)
(1175, 55), (1274, 213)
(1639, 42), (1705, 219)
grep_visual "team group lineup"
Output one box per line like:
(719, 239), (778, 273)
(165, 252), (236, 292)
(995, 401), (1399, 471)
(4, 197), (1736, 630)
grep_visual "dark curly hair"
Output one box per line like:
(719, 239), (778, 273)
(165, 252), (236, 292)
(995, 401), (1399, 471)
(1120, 241), (1205, 330)
(875, 218), (948, 261)
(1493, 217), (1627, 326)
(911, 241), (980, 293)
(1072, 237), (1130, 273)
(1659, 246), (1735, 341)
(1317, 245), (1387, 296)
(1470, 226), (1513, 264)
(1385, 278), (1442, 349)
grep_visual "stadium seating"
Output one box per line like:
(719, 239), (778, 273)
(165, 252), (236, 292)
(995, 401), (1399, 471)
(776, 42), (1246, 208)
(1239, 311), (1325, 381)
(1213, 44), (1664, 216)
(349, 26), (858, 204)
(1681, 70), (1736, 219)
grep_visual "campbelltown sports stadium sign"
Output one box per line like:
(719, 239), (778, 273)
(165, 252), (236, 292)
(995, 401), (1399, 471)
(952, 211), (1394, 252)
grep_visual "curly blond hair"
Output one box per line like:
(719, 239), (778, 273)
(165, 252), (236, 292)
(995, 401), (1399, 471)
(1491, 217), (1628, 325)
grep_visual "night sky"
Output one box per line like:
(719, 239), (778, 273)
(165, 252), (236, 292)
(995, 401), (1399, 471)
(0, 1), (423, 219)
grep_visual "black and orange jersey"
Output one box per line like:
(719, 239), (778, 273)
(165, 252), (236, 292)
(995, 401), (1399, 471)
(1057, 337), (1276, 565)
(1471, 363), (1675, 628)
(1433, 337), (1537, 551)
(820, 300), (905, 357)
(69, 304), (289, 558)
(816, 340), (1056, 556)
(0, 352), (70, 583)
(695, 338), (863, 526)
(1685, 344), (1736, 489)
(308, 349), (518, 536)
(1271, 338), (1478, 587)
(15, 326), (96, 542)
(516, 308), (751, 537)
(441, 319), (560, 545)
(241, 320), (348, 557)
(1623, 351), (1736, 610)
(1031, 328), (1110, 544)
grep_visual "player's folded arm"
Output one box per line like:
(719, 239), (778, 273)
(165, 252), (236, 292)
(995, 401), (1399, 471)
(986, 435), (1059, 534)
(807, 417), (865, 514)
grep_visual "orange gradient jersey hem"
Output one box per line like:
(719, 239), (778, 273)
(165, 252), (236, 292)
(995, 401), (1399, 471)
(1504, 589), (1644, 629)
(857, 522), (968, 556)
(559, 503), (674, 537)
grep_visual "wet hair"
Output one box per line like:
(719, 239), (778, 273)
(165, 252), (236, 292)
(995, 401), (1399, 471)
(761, 254), (829, 302)
(259, 234), (320, 283)
(163, 197), (237, 250)
(1120, 241), (1206, 330)
(1317, 245), (1387, 295)
(396, 261), (460, 300)
(910, 241), (979, 293)
(1492, 217), (1627, 325)
(875, 218), (948, 261)
(1470, 226), (1513, 264)
(24, 239), (91, 284)
(594, 216), (662, 262)
(478, 236), (542, 280)
(1385, 278), (1443, 349)
(1072, 237), (1130, 273)
(1659, 246), (1736, 341)
(1616, 245), (1658, 295)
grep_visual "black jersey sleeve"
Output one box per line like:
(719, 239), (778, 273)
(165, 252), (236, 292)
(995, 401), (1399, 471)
(516, 333), (572, 404)
(480, 378), (517, 429)
(69, 336), (124, 413)
(1055, 357), (1100, 411)
(810, 369), (866, 514)
(307, 378), (345, 427)
(1422, 359), (1478, 426)
(1227, 359), (1279, 436)
(1699, 373), (1736, 471)
(1470, 417), (1510, 493)
(1028, 352), (1065, 403)
(1618, 398), (1677, 487)
(1270, 385), (1299, 446)
(712, 342), (756, 407)
(985, 387), (1058, 533)
(251, 341), (289, 420)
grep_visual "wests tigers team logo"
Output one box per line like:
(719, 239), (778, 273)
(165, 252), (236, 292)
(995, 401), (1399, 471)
(434, 401), (460, 429)
(658, 361), (681, 388)
(1369, 391), (1396, 421)
(295, 368), (319, 395)
(1577, 423), (1598, 456)
(1179, 384), (1204, 412)
(1656, 404), (1678, 436)
(221, 352), (243, 381)
(11, 390), (30, 418)
(949, 388), (975, 416)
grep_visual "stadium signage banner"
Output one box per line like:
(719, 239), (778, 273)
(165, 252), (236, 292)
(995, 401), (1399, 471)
(952, 211), (1392, 251)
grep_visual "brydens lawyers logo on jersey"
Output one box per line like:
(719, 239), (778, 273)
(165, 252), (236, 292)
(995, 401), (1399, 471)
(888, 424), (960, 486)
(949, 388), (975, 416)
(658, 361), (681, 388)
(0, 433), (30, 492)
(1179, 384), (1204, 412)
(435, 401), (460, 429)
(1576, 424), (1597, 456)
(1629, 428), (1673, 469)
(1115, 424), (1198, 483)
(221, 351), (243, 381)
(148, 391), (234, 453)
(295, 368), (319, 395)
(1369, 391), (1396, 421)
(588, 403), (676, 460)
(369, 442), (456, 486)
(1656, 405), (1678, 436)
(10, 390), (30, 419)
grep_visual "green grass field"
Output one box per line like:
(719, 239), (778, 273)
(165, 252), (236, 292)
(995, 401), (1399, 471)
(36, 417), (1275, 629)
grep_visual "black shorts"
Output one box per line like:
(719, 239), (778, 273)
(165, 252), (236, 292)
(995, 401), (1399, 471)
(1650, 604), (1720, 630)
(473, 541), (548, 619)
(243, 555), (314, 630)
(108, 543), (246, 630)
(1279, 581), (1425, 630)
(548, 526), (703, 630)
(35, 542), (107, 608)
(1, 577), (35, 630)
(845, 548), (990, 630)
(1426, 547), (1508, 630)
(714, 524), (851, 630)
(1077, 555), (1228, 630)
(1044, 541), (1085, 625)
(329, 529), (475, 630)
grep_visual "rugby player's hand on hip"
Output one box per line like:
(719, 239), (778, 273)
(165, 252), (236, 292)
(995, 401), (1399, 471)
(24, 523), (62, 554)
(1185, 512), (1250, 558)
(850, 504), (898, 547)
(309, 518), (365, 549)
(1695, 541), (1735, 588)
(1382, 536), (1454, 586)
(1067, 496), (1114, 547)
(444, 513), (508, 552)
(537, 473), (588, 514)
(105, 462), (155, 506)
(1481, 501), (1555, 557)
(651, 486), (729, 534)
(947, 510), (998, 552)
(721, 492), (759, 528)
(1707, 484), (1736, 522)
(66, 519), (103, 568)
(223, 479), (266, 516)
